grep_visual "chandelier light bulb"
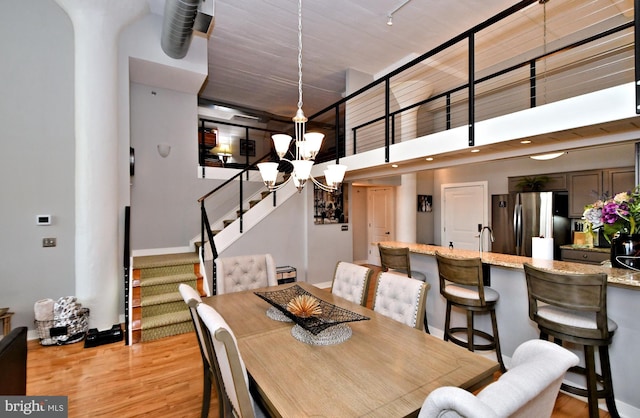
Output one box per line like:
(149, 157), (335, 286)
(272, 134), (293, 158)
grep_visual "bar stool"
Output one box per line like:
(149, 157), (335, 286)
(378, 244), (426, 281)
(435, 252), (506, 372)
(523, 263), (619, 418)
(378, 244), (430, 333)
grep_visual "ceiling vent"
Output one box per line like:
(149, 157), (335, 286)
(161, 0), (200, 59)
(193, 0), (215, 38)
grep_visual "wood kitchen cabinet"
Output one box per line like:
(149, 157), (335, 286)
(604, 167), (635, 196)
(560, 247), (610, 265)
(567, 167), (635, 217)
(568, 170), (602, 218)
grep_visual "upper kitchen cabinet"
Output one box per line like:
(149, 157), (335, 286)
(567, 167), (635, 218)
(568, 170), (602, 218)
(604, 167), (635, 196)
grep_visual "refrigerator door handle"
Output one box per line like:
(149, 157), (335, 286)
(514, 197), (523, 255)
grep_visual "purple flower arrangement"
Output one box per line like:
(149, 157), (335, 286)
(583, 186), (640, 243)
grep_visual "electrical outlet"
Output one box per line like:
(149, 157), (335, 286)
(43, 238), (56, 247)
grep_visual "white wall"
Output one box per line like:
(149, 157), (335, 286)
(0, 0), (76, 329)
(219, 191), (307, 282)
(129, 83), (214, 250)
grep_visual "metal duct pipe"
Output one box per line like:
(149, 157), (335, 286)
(161, 0), (199, 59)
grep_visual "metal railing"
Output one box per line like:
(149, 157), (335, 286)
(305, 0), (636, 164)
(197, 151), (282, 295)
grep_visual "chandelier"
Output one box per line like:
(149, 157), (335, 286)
(257, 0), (346, 193)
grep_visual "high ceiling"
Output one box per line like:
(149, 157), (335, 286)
(197, 0), (520, 120)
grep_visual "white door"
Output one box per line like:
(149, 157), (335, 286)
(442, 182), (488, 250)
(368, 187), (394, 265)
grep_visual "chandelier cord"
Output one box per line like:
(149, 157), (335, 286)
(297, 0), (303, 112)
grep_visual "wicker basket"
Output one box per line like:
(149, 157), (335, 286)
(35, 307), (90, 346)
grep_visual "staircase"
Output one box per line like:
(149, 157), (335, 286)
(131, 251), (203, 344)
(213, 190), (272, 236)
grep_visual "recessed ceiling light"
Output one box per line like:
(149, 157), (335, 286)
(520, 140), (531, 144)
(530, 152), (566, 160)
(426, 157), (434, 161)
(471, 149), (480, 153)
(391, 164), (399, 168)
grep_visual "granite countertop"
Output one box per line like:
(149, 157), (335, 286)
(378, 241), (640, 290)
(559, 244), (611, 253)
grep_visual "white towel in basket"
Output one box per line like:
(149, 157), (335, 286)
(34, 298), (54, 321)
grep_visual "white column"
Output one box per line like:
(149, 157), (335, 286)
(55, 0), (147, 330)
(391, 81), (433, 141)
(396, 173), (417, 243)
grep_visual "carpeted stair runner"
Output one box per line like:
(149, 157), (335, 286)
(132, 252), (202, 343)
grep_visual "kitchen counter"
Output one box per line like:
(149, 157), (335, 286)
(378, 241), (640, 290)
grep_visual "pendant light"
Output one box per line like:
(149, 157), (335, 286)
(257, 0), (346, 193)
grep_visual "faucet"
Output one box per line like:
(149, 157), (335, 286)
(479, 226), (494, 256)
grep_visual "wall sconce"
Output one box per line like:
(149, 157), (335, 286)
(217, 143), (232, 164)
(157, 143), (171, 158)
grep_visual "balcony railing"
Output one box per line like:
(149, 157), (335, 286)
(303, 0), (636, 164)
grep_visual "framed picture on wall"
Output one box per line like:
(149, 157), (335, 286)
(240, 139), (256, 156)
(418, 195), (432, 212)
(314, 184), (348, 224)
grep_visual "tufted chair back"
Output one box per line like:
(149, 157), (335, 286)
(330, 262), (373, 306)
(215, 254), (277, 294)
(372, 271), (429, 330)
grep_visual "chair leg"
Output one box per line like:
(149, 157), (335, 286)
(584, 345), (600, 418)
(490, 309), (506, 373)
(423, 312), (430, 334)
(599, 346), (620, 418)
(444, 301), (452, 342)
(466, 310), (474, 352)
(201, 368), (212, 418)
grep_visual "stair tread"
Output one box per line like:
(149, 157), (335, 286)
(140, 272), (198, 287)
(133, 252), (199, 269)
(141, 292), (184, 306)
(141, 310), (191, 330)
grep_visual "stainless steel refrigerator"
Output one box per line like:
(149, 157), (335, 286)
(491, 192), (570, 259)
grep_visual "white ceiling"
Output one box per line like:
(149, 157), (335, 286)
(198, 0), (521, 119)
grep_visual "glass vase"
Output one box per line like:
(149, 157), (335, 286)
(611, 233), (640, 270)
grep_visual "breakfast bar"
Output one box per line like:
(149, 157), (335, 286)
(379, 241), (640, 416)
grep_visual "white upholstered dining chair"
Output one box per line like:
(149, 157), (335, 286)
(330, 261), (373, 306)
(178, 284), (225, 418)
(215, 253), (277, 294)
(372, 271), (429, 331)
(196, 303), (267, 418)
(418, 339), (579, 418)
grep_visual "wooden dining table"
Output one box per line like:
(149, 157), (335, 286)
(204, 282), (500, 418)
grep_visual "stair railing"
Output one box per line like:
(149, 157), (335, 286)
(123, 205), (131, 345)
(198, 151), (284, 295)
